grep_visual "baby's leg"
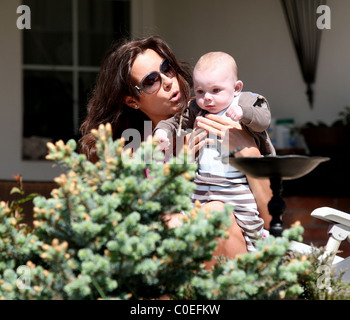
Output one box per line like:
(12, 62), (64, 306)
(233, 207), (265, 252)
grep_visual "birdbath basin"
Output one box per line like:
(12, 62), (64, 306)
(221, 155), (330, 236)
(222, 155), (330, 181)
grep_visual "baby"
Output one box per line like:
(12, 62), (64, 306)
(154, 52), (275, 251)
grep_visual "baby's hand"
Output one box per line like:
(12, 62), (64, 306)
(226, 104), (243, 122)
(154, 129), (170, 151)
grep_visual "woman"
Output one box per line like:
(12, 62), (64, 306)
(79, 35), (271, 264)
(79, 36), (192, 163)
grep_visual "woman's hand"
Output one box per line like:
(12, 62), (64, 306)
(185, 125), (209, 162)
(196, 113), (261, 157)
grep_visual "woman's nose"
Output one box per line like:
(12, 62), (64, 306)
(161, 73), (173, 91)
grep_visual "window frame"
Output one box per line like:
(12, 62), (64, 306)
(22, 0), (130, 160)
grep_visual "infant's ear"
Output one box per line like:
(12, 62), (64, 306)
(234, 80), (243, 96)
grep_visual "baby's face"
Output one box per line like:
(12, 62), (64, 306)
(194, 65), (237, 114)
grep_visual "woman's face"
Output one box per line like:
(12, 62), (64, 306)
(129, 49), (182, 126)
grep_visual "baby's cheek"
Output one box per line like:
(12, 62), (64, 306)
(196, 98), (204, 108)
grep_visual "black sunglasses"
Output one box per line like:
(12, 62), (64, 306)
(135, 59), (176, 95)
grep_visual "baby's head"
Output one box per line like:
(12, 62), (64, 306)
(193, 52), (243, 114)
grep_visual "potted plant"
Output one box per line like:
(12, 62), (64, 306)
(301, 106), (350, 156)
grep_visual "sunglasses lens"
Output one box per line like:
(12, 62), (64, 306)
(136, 60), (175, 95)
(142, 72), (161, 94)
(161, 59), (175, 78)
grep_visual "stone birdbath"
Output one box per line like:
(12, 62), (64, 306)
(221, 155), (330, 236)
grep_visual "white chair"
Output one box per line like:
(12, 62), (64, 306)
(289, 207), (350, 283)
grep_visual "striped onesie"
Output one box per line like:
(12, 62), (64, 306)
(191, 107), (264, 251)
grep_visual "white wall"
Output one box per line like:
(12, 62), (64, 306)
(152, 0), (350, 126)
(0, 0), (349, 181)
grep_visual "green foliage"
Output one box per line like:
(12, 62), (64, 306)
(7, 174), (40, 221)
(337, 105), (350, 127)
(302, 105), (350, 128)
(176, 224), (310, 300)
(0, 124), (231, 300)
(298, 247), (350, 300)
(1, 123), (349, 300)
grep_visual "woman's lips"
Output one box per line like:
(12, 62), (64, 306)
(170, 91), (180, 102)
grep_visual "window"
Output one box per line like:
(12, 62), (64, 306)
(22, 0), (130, 160)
